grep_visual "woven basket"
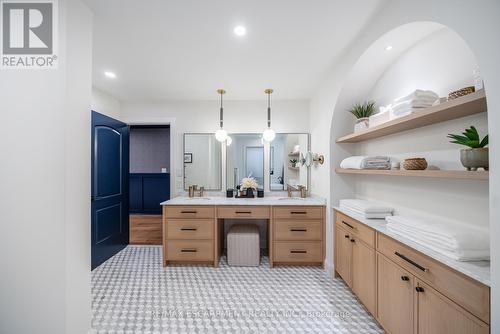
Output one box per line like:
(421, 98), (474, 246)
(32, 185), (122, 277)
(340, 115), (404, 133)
(448, 86), (475, 100)
(403, 158), (428, 170)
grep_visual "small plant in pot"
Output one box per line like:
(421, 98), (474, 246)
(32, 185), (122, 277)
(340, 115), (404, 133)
(290, 159), (298, 168)
(348, 101), (376, 133)
(447, 126), (489, 171)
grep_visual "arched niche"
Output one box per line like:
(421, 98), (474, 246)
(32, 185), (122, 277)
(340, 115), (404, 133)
(329, 22), (489, 225)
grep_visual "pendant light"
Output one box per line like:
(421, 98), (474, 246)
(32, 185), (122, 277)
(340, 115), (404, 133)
(262, 88), (276, 142)
(215, 89), (228, 142)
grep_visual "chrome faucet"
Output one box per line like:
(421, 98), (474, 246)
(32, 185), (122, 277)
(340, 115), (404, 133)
(287, 184), (307, 198)
(188, 185), (205, 197)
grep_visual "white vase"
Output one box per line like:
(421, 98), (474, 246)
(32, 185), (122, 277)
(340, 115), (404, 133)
(354, 117), (369, 133)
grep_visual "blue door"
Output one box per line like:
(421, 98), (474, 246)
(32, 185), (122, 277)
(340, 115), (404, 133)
(91, 111), (129, 269)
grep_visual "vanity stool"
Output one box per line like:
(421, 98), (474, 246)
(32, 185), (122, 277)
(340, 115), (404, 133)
(227, 224), (260, 267)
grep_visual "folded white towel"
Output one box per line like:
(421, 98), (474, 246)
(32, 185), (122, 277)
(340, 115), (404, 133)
(340, 156), (391, 170)
(339, 199), (394, 214)
(386, 226), (490, 261)
(369, 108), (391, 128)
(340, 206), (392, 219)
(394, 89), (439, 104)
(386, 216), (489, 251)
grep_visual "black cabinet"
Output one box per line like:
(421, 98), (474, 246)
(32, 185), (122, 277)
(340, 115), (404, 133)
(129, 173), (170, 214)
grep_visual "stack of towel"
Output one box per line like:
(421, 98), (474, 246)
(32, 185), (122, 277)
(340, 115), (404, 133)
(340, 156), (391, 170)
(391, 90), (439, 118)
(339, 199), (393, 219)
(386, 216), (489, 261)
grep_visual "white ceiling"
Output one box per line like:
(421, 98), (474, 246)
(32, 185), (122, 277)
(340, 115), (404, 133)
(85, 0), (385, 101)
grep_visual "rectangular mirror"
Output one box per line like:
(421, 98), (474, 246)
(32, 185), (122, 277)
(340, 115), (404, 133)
(184, 133), (222, 190)
(269, 133), (310, 191)
(226, 134), (264, 189)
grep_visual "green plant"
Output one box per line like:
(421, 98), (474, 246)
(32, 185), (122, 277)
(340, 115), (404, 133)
(348, 101), (376, 119)
(447, 126), (488, 148)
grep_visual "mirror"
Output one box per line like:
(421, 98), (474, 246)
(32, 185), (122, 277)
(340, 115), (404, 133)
(269, 133), (310, 191)
(226, 134), (264, 190)
(183, 133), (222, 190)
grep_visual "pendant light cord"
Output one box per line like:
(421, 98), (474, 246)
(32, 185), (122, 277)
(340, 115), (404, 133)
(267, 91), (271, 128)
(219, 91), (224, 128)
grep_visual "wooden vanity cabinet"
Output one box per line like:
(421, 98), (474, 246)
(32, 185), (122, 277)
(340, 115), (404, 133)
(333, 209), (491, 334)
(334, 220), (376, 315)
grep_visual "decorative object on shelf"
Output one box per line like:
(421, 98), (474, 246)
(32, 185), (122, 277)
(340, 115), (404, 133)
(262, 89), (276, 142)
(473, 66), (484, 91)
(215, 89), (228, 142)
(226, 188), (234, 198)
(238, 177), (258, 198)
(184, 153), (193, 163)
(448, 126), (489, 171)
(289, 159), (298, 168)
(403, 158), (428, 170)
(257, 189), (264, 198)
(448, 86), (475, 100)
(348, 101), (376, 133)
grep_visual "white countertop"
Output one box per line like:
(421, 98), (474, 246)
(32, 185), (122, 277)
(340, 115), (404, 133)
(334, 207), (490, 287)
(161, 196), (326, 206)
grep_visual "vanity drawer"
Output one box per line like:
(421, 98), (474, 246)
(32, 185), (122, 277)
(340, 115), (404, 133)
(166, 219), (214, 240)
(166, 240), (214, 261)
(274, 241), (322, 263)
(164, 206), (215, 219)
(335, 211), (375, 247)
(274, 220), (322, 241)
(217, 206), (270, 219)
(274, 206), (323, 220)
(377, 233), (490, 323)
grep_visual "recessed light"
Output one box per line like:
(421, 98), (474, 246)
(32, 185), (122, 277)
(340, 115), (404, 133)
(104, 71), (116, 79)
(233, 25), (247, 37)
(385, 45), (393, 51)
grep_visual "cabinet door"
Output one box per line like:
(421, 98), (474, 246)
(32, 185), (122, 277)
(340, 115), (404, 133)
(352, 237), (376, 315)
(377, 254), (414, 334)
(416, 280), (489, 334)
(335, 224), (352, 286)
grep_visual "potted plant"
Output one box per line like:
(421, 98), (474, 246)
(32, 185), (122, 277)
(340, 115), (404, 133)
(447, 126), (489, 171)
(348, 101), (376, 132)
(240, 177), (258, 198)
(290, 159), (298, 168)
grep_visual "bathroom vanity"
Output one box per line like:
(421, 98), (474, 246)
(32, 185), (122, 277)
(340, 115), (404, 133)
(162, 196), (325, 268)
(333, 207), (491, 333)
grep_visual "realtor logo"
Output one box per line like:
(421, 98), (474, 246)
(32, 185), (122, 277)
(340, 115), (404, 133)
(1, 0), (58, 69)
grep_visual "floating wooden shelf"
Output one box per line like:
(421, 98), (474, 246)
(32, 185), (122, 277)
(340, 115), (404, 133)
(335, 168), (489, 180)
(336, 90), (487, 143)
(288, 152), (300, 157)
(288, 166), (300, 170)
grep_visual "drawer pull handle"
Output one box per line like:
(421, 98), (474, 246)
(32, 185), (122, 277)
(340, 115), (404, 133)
(291, 211), (307, 214)
(350, 239), (355, 243)
(180, 228), (197, 231)
(344, 235), (349, 238)
(342, 221), (354, 229)
(401, 276), (410, 281)
(290, 229), (307, 232)
(395, 251), (429, 272)
(290, 250), (307, 254)
(415, 286), (425, 293)
(235, 211), (252, 214)
(181, 211), (197, 214)
(181, 249), (197, 253)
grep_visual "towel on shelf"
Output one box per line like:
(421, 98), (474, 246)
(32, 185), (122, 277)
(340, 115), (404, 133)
(369, 107), (391, 128)
(394, 89), (439, 104)
(339, 199), (393, 219)
(340, 156), (391, 170)
(386, 215), (490, 261)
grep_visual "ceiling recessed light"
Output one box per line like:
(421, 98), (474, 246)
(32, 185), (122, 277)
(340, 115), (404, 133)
(233, 25), (247, 37)
(104, 71), (116, 79)
(385, 45), (393, 51)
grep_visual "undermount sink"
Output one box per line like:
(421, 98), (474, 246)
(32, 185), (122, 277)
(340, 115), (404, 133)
(186, 197), (211, 200)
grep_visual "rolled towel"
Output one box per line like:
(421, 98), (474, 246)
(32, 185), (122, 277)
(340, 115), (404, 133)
(340, 156), (391, 170)
(386, 215), (489, 251)
(394, 89), (439, 104)
(339, 199), (394, 214)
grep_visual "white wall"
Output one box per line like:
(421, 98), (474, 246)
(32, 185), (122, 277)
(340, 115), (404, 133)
(0, 0), (92, 333)
(308, 1), (500, 331)
(121, 99), (309, 196)
(91, 87), (121, 120)
(349, 28), (489, 226)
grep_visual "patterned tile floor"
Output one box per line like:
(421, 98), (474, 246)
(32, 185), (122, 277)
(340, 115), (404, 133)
(92, 246), (383, 333)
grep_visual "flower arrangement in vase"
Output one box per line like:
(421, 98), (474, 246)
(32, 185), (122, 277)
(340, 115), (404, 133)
(240, 177), (258, 198)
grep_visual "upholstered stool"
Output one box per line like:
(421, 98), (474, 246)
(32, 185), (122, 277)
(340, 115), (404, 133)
(227, 224), (260, 266)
